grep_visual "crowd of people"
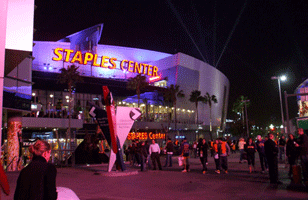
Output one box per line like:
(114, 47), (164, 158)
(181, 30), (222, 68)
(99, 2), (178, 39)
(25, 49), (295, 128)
(123, 128), (308, 187)
(124, 136), (244, 175)
(237, 128), (308, 185)
(1, 128), (308, 199)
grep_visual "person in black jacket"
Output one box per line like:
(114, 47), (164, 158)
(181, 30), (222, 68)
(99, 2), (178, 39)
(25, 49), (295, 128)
(265, 133), (281, 184)
(256, 135), (268, 173)
(14, 139), (57, 200)
(140, 141), (148, 171)
(278, 136), (286, 161)
(244, 137), (257, 174)
(295, 128), (308, 186)
(198, 138), (208, 174)
(135, 140), (142, 166)
(144, 141), (152, 169)
(164, 138), (174, 167)
(286, 133), (298, 179)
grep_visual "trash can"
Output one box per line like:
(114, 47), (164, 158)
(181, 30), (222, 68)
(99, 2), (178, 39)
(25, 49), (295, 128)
(292, 165), (302, 184)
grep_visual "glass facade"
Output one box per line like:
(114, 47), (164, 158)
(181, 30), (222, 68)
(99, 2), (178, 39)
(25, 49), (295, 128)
(3, 50), (32, 111)
(30, 88), (196, 124)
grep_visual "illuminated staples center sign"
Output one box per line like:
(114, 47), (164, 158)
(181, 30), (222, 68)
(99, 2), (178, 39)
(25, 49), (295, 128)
(127, 132), (166, 140)
(52, 48), (159, 77)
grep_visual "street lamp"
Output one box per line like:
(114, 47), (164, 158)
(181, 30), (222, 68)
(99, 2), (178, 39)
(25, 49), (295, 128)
(269, 124), (274, 130)
(271, 75), (287, 134)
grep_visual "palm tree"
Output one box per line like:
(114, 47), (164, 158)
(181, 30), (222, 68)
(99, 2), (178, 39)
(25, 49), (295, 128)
(189, 90), (203, 124)
(142, 98), (148, 121)
(163, 84), (185, 132)
(127, 74), (148, 107)
(57, 65), (83, 150)
(203, 92), (218, 139)
(232, 95), (250, 137)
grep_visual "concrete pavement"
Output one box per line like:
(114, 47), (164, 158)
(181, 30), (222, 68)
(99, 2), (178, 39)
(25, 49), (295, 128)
(4, 152), (308, 200)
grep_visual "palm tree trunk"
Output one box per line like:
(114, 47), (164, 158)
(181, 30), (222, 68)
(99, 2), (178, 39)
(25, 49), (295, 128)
(241, 107), (244, 137)
(209, 106), (212, 132)
(56, 129), (61, 165)
(145, 100), (148, 120)
(209, 106), (213, 140)
(67, 83), (72, 151)
(137, 86), (140, 107)
(174, 101), (177, 133)
(195, 102), (198, 124)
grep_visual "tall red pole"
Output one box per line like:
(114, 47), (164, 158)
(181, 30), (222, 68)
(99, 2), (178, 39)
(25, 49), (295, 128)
(103, 86), (118, 154)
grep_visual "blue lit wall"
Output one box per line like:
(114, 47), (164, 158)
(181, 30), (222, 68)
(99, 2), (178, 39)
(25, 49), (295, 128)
(150, 53), (230, 129)
(32, 25), (230, 130)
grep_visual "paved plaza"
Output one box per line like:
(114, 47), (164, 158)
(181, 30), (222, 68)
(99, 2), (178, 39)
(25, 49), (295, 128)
(4, 152), (308, 200)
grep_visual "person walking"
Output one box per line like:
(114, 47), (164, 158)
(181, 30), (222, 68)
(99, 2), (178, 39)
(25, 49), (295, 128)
(144, 141), (151, 169)
(14, 139), (58, 199)
(198, 138), (208, 174)
(130, 140), (136, 166)
(192, 141), (198, 158)
(295, 128), (308, 186)
(219, 138), (230, 174)
(286, 133), (298, 179)
(149, 140), (162, 170)
(213, 138), (230, 174)
(180, 138), (190, 172)
(238, 138), (246, 163)
(135, 140), (141, 167)
(209, 140), (214, 157)
(124, 144), (130, 162)
(127, 144), (133, 165)
(164, 138), (174, 167)
(278, 136), (286, 161)
(230, 140), (236, 154)
(256, 135), (268, 173)
(244, 137), (257, 174)
(265, 133), (282, 184)
(212, 139), (220, 173)
(174, 140), (180, 155)
(140, 141), (148, 171)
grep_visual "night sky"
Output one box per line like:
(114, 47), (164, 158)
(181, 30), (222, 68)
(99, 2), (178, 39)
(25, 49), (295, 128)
(33, 0), (308, 127)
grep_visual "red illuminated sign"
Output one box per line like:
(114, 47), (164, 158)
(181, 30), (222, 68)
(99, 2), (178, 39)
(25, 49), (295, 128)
(52, 48), (159, 77)
(127, 132), (166, 140)
(149, 76), (161, 82)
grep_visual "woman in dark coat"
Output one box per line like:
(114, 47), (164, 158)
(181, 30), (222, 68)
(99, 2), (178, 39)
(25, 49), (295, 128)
(14, 139), (57, 200)
(244, 137), (257, 174)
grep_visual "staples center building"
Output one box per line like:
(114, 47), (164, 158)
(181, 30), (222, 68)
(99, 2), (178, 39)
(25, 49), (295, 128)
(28, 24), (230, 141)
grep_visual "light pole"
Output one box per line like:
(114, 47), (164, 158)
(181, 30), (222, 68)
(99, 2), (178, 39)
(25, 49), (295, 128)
(271, 75), (286, 135)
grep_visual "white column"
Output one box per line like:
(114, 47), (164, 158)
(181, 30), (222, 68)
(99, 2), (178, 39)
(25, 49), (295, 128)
(7, 115), (22, 171)
(0, 0), (9, 154)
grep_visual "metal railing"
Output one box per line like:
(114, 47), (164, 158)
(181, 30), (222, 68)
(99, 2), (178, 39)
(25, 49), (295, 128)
(51, 149), (76, 167)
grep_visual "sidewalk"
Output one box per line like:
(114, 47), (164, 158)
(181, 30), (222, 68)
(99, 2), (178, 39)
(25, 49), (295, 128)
(4, 152), (308, 200)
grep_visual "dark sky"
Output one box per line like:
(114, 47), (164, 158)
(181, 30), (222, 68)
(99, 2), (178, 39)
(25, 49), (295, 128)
(33, 0), (308, 127)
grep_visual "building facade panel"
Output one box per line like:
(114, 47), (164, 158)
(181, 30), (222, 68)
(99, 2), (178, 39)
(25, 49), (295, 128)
(31, 24), (230, 136)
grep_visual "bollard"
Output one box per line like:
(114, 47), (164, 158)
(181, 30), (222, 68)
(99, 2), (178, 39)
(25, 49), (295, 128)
(292, 165), (302, 184)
